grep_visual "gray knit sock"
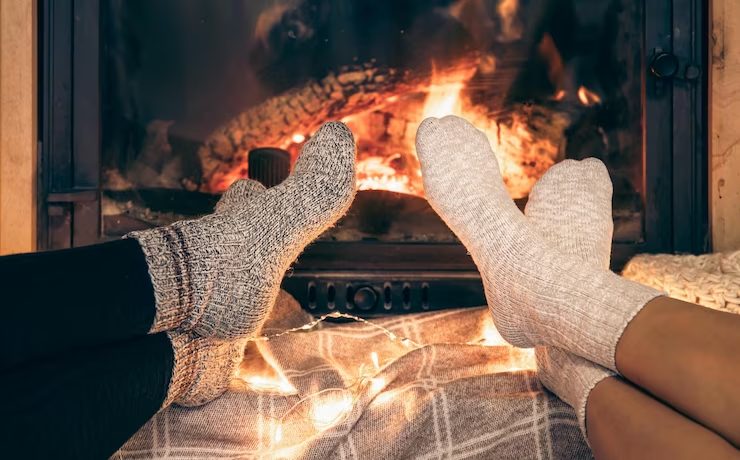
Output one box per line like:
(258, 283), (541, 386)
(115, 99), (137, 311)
(415, 115), (662, 371)
(129, 121), (356, 339)
(164, 331), (247, 407)
(525, 158), (616, 437)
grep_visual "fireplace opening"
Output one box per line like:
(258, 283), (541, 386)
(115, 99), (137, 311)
(38, 0), (708, 315)
(100, 0), (643, 245)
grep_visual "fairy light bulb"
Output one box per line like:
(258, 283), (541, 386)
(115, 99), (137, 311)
(309, 392), (353, 429)
(370, 351), (380, 371)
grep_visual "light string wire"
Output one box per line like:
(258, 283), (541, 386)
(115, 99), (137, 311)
(247, 311), (422, 348)
(239, 310), (514, 452)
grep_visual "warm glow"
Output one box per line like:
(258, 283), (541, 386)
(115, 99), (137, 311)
(421, 72), (466, 118)
(369, 377), (386, 393)
(310, 392), (353, 429)
(577, 86), (602, 106)
(370, 351), (380, 371)
(497, 0), (522, 42)
(242, 374), (298, 394)
(274, 424), (283, 443)
(215, 58), (559, 199)
(478, 318), (536, 370)
(480, 320), (508, 346)
(510, 347), (537, 371)
(349, 65), (558, 198)
(238, 341), (299, 395)
(356, 155), (419, 195)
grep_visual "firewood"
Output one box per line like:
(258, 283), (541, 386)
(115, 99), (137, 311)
(197, 59), (478, 192)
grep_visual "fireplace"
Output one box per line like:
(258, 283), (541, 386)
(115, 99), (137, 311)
(38, 0), (708, 316)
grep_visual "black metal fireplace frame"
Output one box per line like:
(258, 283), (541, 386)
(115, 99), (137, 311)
(38, 0), (708, 288)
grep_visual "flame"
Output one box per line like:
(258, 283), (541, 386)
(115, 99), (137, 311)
(242, 61), (559, 200)
(421, 71), (467, 118)
(578, 86), (602, 106)
(356, 155), (419, 195)
(497, 0), (522, 42)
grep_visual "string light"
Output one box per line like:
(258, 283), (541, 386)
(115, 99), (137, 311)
(244, 311), (534, 452)
(370, 351), (380, 371)
(242, 374), (297, 395)
(248, 311), (422, 348)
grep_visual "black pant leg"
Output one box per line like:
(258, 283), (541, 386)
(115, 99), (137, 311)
(0, 239), (157, 370)
(0, 332), (173, 460)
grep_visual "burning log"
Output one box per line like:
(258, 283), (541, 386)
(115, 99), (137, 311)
(198, 60), (478, 193)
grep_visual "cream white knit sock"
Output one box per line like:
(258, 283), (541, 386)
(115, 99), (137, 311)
(415, 115), (662, 371)
(164, 331), (247, 407)
(525, 158), (617, 437)
(129, 121), (356, 340)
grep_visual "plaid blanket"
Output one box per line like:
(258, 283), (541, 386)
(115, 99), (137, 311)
(115, 292), (591, 459)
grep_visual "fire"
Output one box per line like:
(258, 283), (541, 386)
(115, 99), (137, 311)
(271, 62), (559, 200)
(345, 66), (559, 199)
(577, 86), (602, 106)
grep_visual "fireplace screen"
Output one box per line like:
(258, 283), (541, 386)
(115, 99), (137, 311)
(100, 0), (645, 245)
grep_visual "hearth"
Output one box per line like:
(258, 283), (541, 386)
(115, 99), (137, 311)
(38, 0), (707, 316)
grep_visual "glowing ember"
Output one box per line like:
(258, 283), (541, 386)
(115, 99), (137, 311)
(577, 86), (602, 106)
(219, 58), (559, 200)
(346, 66), (559, 198)
(356, 155), (421, 195)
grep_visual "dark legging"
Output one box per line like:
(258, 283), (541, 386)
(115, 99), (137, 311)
(0, 239), (172, 459)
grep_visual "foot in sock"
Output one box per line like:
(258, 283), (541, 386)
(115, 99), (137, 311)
(165, 331), (247, 407)
(525, 158), (617, 437)
(129, 121), (357, 339)
(415, 115), (661, 371)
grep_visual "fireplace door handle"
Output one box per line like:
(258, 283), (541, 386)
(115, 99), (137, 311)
(649, 48), (702, 81)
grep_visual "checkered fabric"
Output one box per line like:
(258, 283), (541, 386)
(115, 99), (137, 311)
(115, 292), (591, 459)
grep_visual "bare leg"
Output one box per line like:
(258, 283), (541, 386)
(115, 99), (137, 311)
(586, 377), (739, 459)
(616, 296), (740, 447)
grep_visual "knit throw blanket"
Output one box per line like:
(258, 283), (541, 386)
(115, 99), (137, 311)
(115, 291), (591, 459)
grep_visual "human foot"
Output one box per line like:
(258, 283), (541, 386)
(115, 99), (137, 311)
(130, 121), (357, 339)
(525, 158), (617, 437)
(415, 115), (660, 370)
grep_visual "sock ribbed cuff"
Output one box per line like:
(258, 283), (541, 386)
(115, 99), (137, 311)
(163, 331), (246, 408)
(126, 228), (196, 334)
